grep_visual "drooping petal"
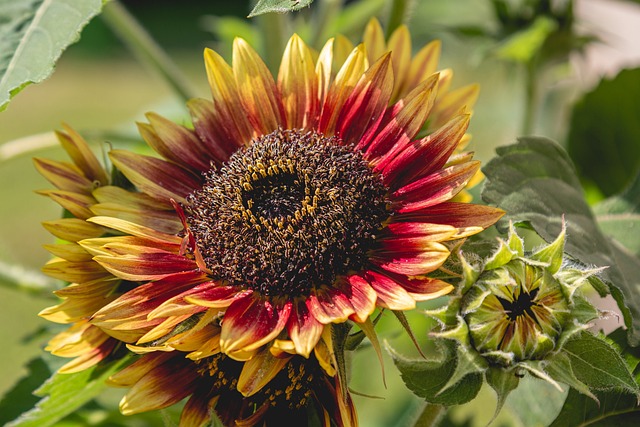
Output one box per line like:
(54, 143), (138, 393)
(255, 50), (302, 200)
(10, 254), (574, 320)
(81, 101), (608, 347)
(54, 276), (120, 299)
(344, 275), (378, 323)
(42, 218), (106, 242)
(56, 124), (109, 185)
(287, 299), (324, 358)
(362, 270), (417, 310)
(118, 356), (199, 415)
(139, 113), (212, 172)
(37, 190), (96, 219)
(180, 386), (217, 427)
(86, 216), (182, 245)
(233, 37), (285, 135)
(33, 158), (94, 194)
(307, 287), (356, 324)
(220, 294), (291, 358)
(237, 348), (290, 397)
(370, 241), (451, 276)
(90, 202), (181, 235)
(93, 251), (198, 282)
(44, 243), (93, 262)
(278, 34), (319, 130)
(109, 150), (202, 203)
(39, 292), (117, 324)
(41, 258), (110, 284)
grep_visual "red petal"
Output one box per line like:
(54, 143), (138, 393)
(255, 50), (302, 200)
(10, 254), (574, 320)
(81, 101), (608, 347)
(220, 294), (291, 356)
(336, 54), (394, 145)
(188, 98), (243, 162)
(287, 299), (324, 357)
(363, 270), (416, 310)
(307, 287), (356, 324)
(345, 275), (377, 323)
(94, 251), (198, 281)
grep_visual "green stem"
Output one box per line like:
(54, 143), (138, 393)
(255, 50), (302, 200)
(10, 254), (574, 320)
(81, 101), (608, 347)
(101, 0), (196, 103)
(386, 0), (414, 39)
(310, 0), (342, 50)
(522, 61), (538, 135)
(257, 12), (289, 75)
(413, 403), (446, 427)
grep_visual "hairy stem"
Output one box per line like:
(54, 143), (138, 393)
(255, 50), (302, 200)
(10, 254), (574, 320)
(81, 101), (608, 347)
(101, 0), (196, 103)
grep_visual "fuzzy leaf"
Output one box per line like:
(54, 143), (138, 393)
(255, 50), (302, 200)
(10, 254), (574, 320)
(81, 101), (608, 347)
(0, 0), (104, 111)
(389, 341), (483, 406)
(550, 329), (640, 426)
(594, 171), (640, 257)
(7, 355), (132, 427)
(248, 0), (313, 17)
(567, 69), (640, 196)
(562, 333), (639, 396)
(545, 352), (597, 401)
(482, 137), (640, 345)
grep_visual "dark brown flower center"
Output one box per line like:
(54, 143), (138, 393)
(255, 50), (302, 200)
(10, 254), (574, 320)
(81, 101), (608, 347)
(186, 129), (389, 297)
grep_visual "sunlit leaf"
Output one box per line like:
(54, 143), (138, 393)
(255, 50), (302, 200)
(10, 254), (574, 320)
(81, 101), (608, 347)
(495, 16), (557, 63)
(248, 0), (313, 18)
(482, 137), (640, 346)
(0, 0), (104, 112)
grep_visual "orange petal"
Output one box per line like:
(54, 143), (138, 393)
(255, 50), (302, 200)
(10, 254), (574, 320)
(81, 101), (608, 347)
(237, 348), (290, 397)
(42, 218), (106, 242)
(287, 299), (324, 358)
(278, 34), (319, 130)
(34, 158), (94, 194)
(220, 294), (291, 357)
(233, 38), (285, 135)
(57, 124), (109, 185)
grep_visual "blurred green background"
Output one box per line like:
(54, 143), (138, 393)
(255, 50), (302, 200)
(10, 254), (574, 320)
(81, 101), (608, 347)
(1, 0), (639, 425)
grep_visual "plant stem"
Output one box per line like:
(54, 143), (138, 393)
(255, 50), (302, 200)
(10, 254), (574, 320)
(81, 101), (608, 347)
(413, 403), (445, 427)
(522, 61), (538, 135)
(386, 0), (414, 39)
(101, 0), (196, 103)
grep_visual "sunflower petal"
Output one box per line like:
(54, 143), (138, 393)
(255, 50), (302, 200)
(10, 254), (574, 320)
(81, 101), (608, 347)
(278, 34), (319, 130)
(220, 294), (291, 357)
(287, 299), (324, 358)
(237, 348), (290, 397)
(363, 271), (416, 310)
(233, 38), (285, 135)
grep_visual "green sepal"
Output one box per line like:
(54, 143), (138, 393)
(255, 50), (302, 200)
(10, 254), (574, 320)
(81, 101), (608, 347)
(485, 367), (520, 422)
(507, 222), (525, 256)
(515, 360), (563, 391)
(556, 265), (607, 300)
(570, 295), (600, 324)
(388, 341), (482, 406)
(530, 220), (566, 274)
(561, 332), (640, 398)
(545, 351), (598, 402)
(484, 239), (516, 271)
(438, 343), (488, 394)
(459, 251), (481, 294)
(429, 316), (471, 346)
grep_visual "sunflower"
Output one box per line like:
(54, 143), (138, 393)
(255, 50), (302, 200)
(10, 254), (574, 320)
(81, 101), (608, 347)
(72, 32), (503, 363)
(34, 126), (122, 373)
(108, 338), (355, 427)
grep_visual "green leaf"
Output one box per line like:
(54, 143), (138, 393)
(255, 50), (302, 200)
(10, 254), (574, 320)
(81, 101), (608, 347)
(567, 68), (640, 196)
(0, 358), (52, 425)
(0, 0), (104, 112)
(550, 329), (640, 426)
(594, 172), (640, 257)
(506, 375), (568, 427)
(389, 341), (483, 406)
(481, 137), (640, 345)
(8, 355), (132, 427)
(562, 333), (639, 395)
(545, 352), (597, 401)
(248, 0), (313, 18)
